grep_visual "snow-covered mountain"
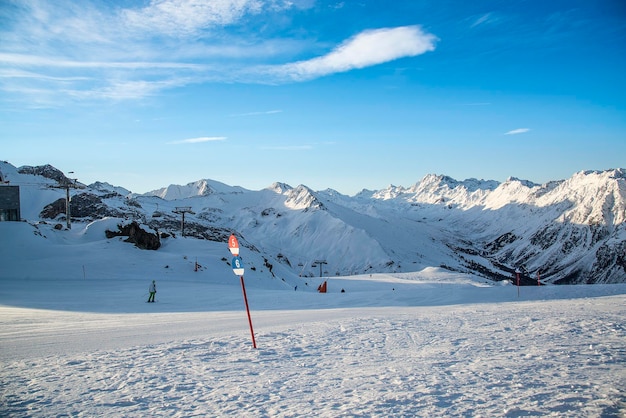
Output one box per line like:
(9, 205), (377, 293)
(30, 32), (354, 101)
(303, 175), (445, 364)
(142, 179), (247, 200)
(1, 160), (624, 284)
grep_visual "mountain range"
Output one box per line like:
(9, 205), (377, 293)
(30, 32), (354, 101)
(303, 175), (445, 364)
(2, 160), (624, 285)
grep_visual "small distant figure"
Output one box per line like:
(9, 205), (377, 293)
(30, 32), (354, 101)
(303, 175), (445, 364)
(294, 285), (298, 291)
(147, 280), (157, 303)
(341, 288), (345, 293)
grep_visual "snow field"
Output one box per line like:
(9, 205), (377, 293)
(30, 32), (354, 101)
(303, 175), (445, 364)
(1, 296), (625, 417)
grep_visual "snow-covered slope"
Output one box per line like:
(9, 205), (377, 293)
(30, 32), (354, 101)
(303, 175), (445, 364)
(1, 160), (624, 284)
(1, 221), (624, 417)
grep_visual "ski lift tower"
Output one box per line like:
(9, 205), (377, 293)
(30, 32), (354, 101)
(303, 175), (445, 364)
(173, 206), (194, 237)
(312, 259), (327, 277)
(49, 171), (80, 229)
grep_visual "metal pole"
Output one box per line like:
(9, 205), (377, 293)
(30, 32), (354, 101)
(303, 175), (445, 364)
(65, 184), (71, 229)
(174, 207), (193, 237)
(65, 171), (75, 230)
(240, 275), (257, 349)
(315, 260), (327, 277)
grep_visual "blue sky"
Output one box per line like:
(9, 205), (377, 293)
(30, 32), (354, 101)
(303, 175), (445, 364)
(1, 0), (625, 195)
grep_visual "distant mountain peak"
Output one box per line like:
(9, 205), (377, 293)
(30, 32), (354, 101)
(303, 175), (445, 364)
(267, 182), (293, 194)
(144, 179), (245, 200)
(285, 185), (325, 211)
(90, 181), (131, 197)
(17, 164), (69, 185)
(416, 174), (500, 192)
(573, 168), (626, 181)
(504, 177), (538, 188)
(371, 184), (406, 200)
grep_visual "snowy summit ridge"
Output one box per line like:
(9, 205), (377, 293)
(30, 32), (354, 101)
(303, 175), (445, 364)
(143, 179), (246, 200)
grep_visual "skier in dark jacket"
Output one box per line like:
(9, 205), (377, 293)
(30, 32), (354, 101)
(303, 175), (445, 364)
(148, 280), (156, 303)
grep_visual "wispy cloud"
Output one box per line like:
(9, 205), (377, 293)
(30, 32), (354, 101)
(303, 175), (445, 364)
(0, 68), (90, 82)
(0, 53), (204, 70)
(505, 128), (531, 135)
(120, 0), (267, 37)
(0, 1), (437, 105)
(470, 12), (503, 29)
(169, 136), (227, 144)
(471, 13), (493, 28)
(268, 26), (437, 82)
(0, 0), (294, 104)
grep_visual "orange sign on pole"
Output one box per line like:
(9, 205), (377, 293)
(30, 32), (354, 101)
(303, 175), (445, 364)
(228, 234), (240, 256)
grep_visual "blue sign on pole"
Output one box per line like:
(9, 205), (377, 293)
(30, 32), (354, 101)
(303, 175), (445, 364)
(232, 256), (244, 276)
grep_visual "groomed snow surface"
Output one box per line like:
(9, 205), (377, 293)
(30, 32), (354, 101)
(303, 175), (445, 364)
(1, 221), (626, 417)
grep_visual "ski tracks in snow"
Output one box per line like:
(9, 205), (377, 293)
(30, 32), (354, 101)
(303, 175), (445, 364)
(1, 298), (625, 417)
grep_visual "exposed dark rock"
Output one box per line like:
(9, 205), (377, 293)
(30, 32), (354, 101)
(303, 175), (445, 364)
(105, 221), (161, 250)
(530, 226), (560, 250)
(40, 199), (67, 220)
(40, 193), (136, 220)
(18, 164), (68, 184)
(589, 240), (626, 282)
(485, 232), (517, 254)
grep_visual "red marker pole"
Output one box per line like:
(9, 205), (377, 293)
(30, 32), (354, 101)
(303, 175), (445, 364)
(515, 269), (521, 298)
(229, 234), (257, 349)
(240, 275), (257, 349)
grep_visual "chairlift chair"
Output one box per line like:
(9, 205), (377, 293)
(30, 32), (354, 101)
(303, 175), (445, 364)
(152, 203), (163, 218)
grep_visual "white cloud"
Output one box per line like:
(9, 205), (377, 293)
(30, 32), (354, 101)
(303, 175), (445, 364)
(471, 13), (492, 28)
(0, 0), (290, 103)
(120, 0), (267, 37)
(0, 53), (204, 71)
(270, 26), (438, 81)
(0, 68), (89, 82)
(505, 128), (531, 135)
(0, 2), (437, 104)
(470, 12), (503, 29)
(169, 137), (227, 144)
(69, 78), (195, 101)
